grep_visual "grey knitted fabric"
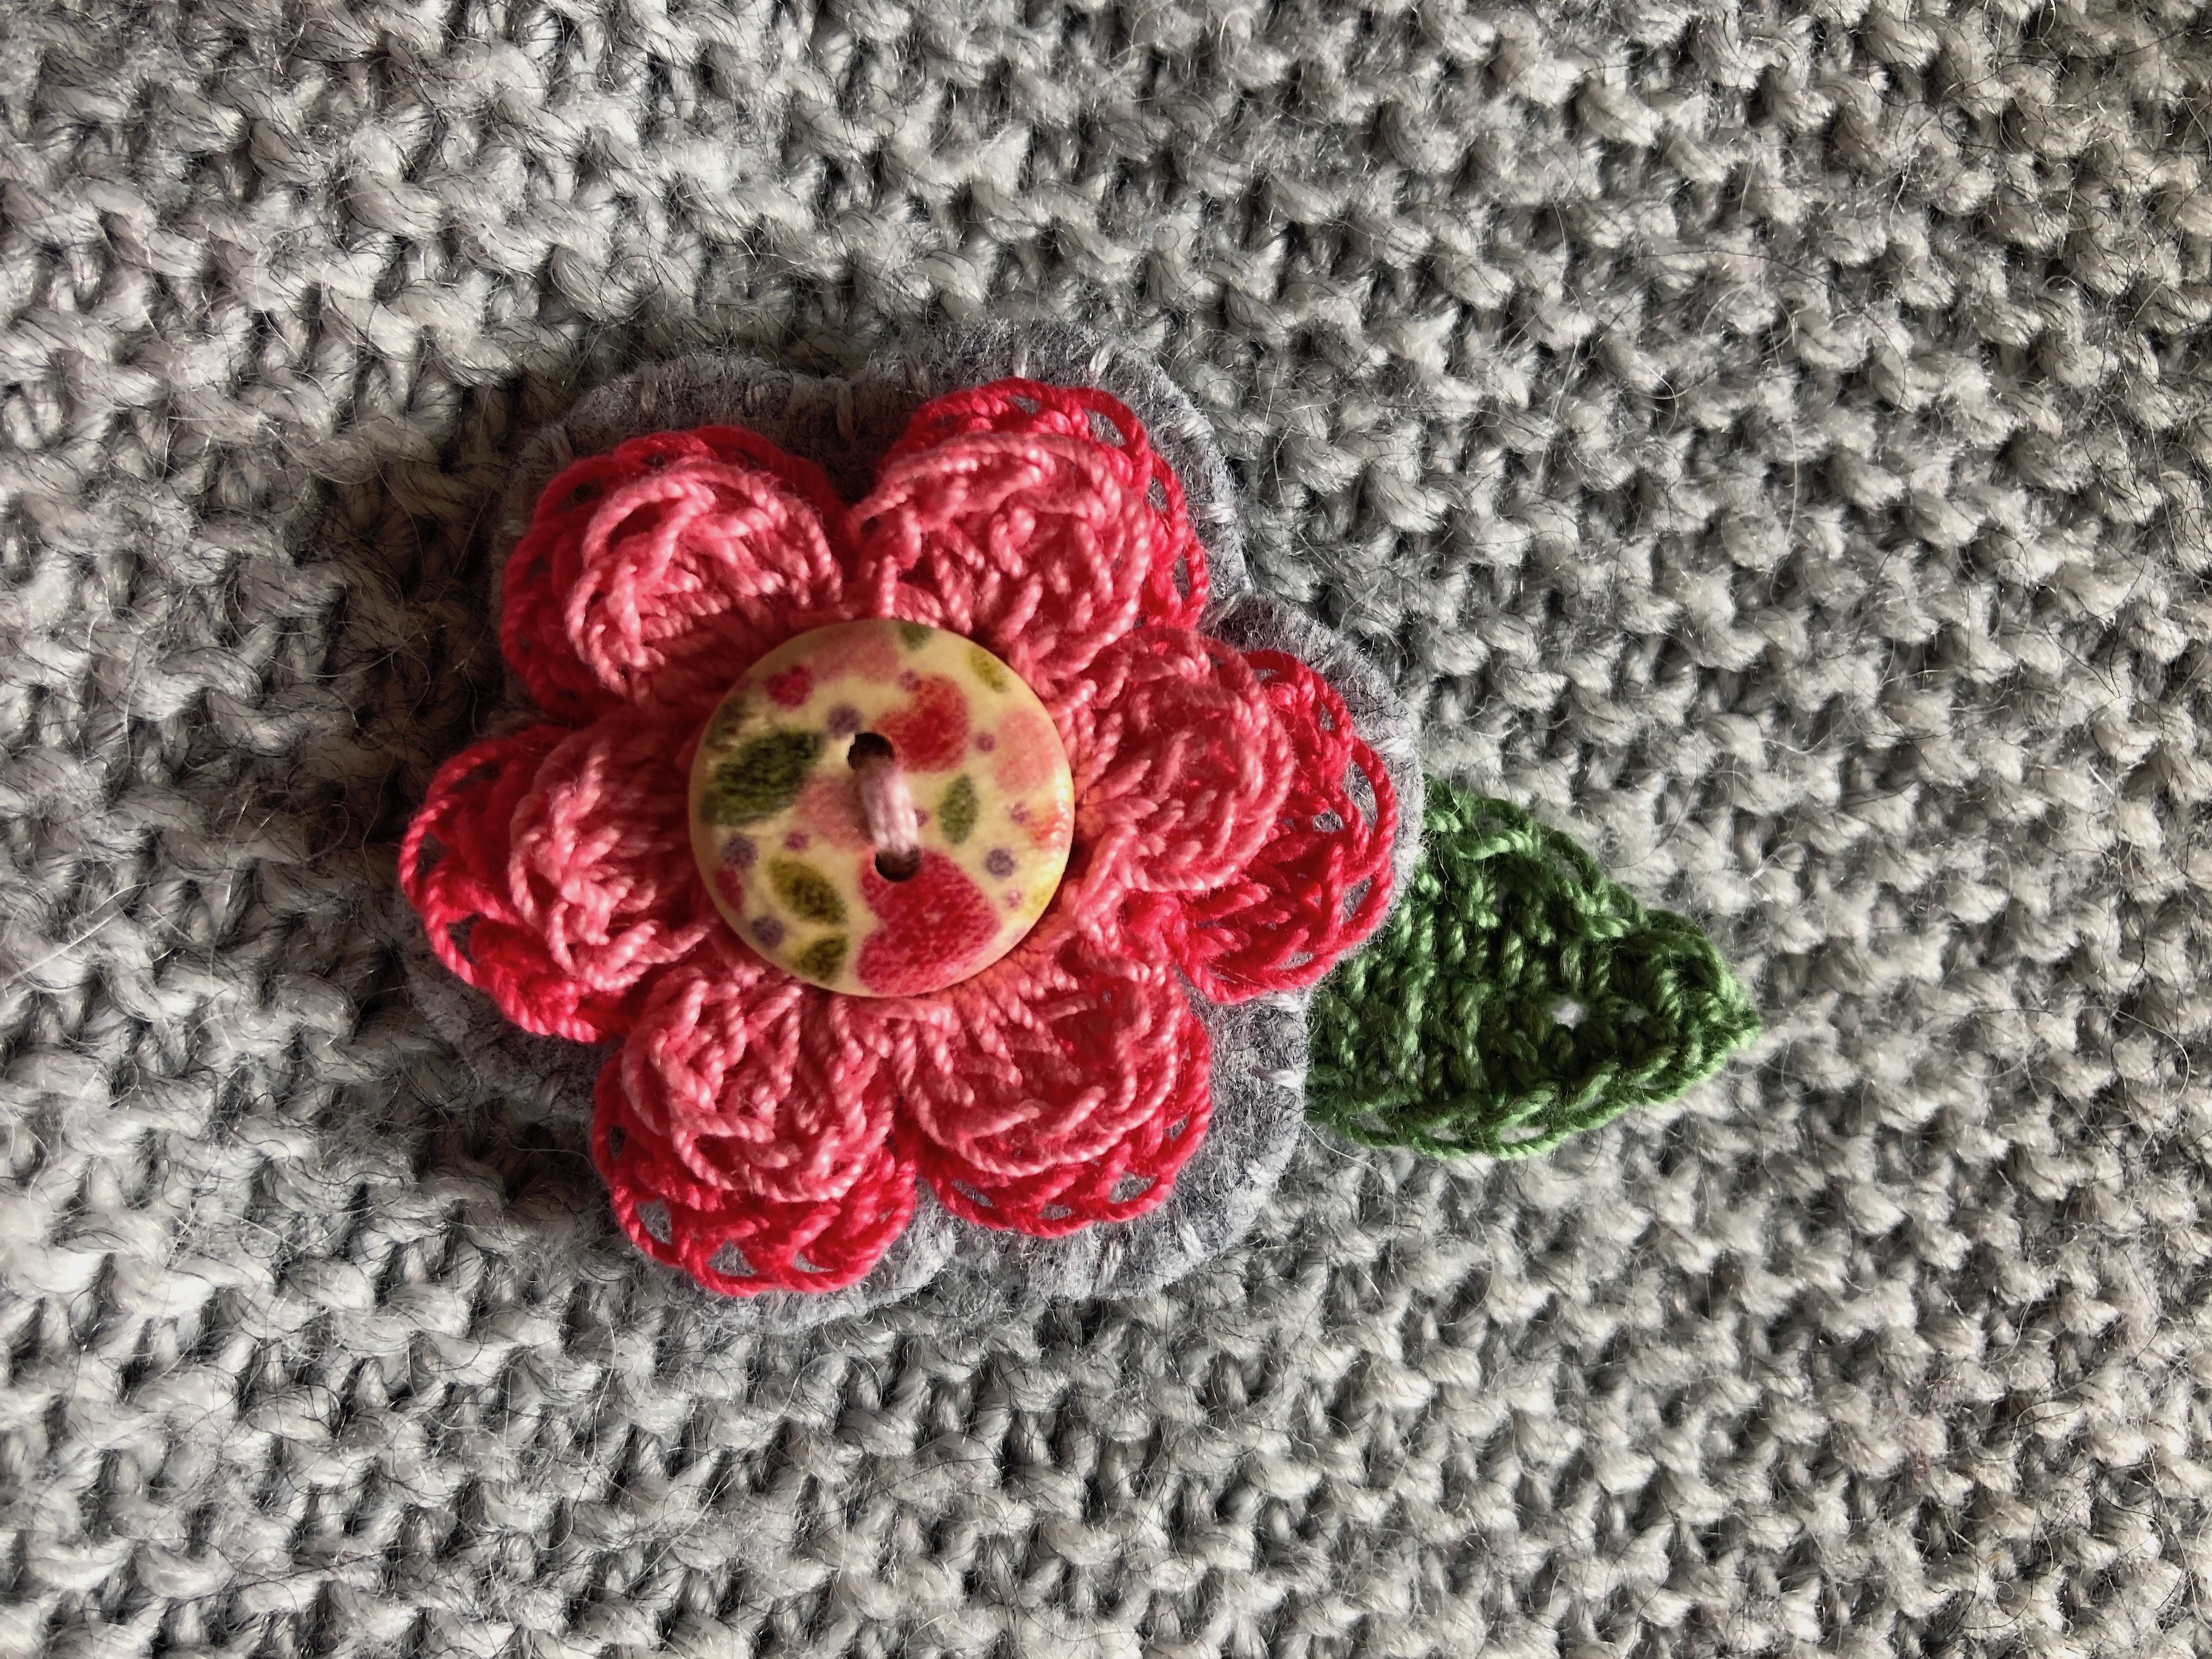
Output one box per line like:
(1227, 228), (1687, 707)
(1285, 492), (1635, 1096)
(3, 2), (2207, 1655)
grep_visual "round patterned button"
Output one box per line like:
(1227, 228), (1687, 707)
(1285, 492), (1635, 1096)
(688, 619), (1076, 996)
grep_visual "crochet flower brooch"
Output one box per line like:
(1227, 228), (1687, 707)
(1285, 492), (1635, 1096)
(401, 334), (1757, 1312)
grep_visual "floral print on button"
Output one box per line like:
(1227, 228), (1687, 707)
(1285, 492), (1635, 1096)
(689, 619), (1075, 996)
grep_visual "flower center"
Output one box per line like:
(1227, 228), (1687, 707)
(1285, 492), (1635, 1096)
(688, 619), (1075, 996)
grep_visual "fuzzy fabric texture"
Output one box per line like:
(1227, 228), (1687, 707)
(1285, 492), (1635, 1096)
(3, 3), (2208, 1656)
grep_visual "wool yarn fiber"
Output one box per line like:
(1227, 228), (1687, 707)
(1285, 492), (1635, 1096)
(3, 2), (2208, 1655)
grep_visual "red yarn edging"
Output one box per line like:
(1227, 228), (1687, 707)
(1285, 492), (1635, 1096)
(900, 945), (1213, 1237)
(880, 378), (1207, 631)
(1171, 650), (1402, 1001)
(402, 727), (653, 1042)
(595, 1062), (919, 1295)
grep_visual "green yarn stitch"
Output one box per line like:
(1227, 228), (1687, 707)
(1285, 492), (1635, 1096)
(1308, 779), (1759, 1158)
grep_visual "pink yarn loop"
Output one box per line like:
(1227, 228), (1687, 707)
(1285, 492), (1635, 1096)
(897, 939), (1211, 1227)
(505, 706), (720, 992)
(1172, 650), (1402, 999)
(847, 733), (922, 877)
(503, 428), (849, 724)
(400, 722), (704, 1043)
(881, 378), (1208, 632)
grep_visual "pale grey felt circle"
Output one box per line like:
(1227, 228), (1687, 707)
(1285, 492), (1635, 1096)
(407, 324), (1419, 1331)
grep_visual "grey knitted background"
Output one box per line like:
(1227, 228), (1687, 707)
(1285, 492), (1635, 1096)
(2, 2), (2206, 1655)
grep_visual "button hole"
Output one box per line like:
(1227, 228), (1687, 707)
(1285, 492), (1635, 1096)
(850, 732), (921, 880)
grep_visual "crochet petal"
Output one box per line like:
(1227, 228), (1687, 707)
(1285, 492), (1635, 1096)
(1171, 650), (1401, 1001)
(1065, 626), (1293, 902)
(876, 378), (1208, 632)
(611, 939), (900, 1206)
(900, 943), (1211, 1237)
(853, 397), (1194, 692)
(401, 722), (704, 1043)
(502, 428), (852, 723)
(504, 703), (720, 993)
(595, 1060), (917, 1295)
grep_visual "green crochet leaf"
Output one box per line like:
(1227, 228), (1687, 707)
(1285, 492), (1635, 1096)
(1307, 779), (1759, 1158)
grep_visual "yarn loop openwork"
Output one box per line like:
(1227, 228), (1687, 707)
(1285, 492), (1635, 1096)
(400, 379), (1400, 1295)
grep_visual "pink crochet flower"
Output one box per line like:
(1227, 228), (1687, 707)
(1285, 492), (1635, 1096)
(400, 380), (1399, 1295)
